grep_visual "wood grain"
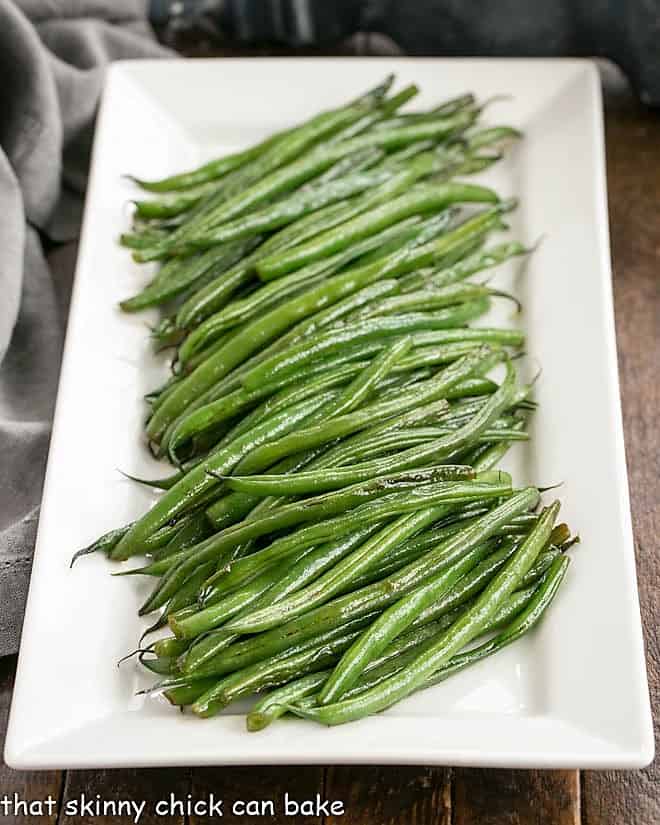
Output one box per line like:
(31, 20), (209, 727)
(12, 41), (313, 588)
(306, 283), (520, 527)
(453, 769), (580, 825)
(0, 655), (61, 824)
(57, 768), (189, 824)
(189, 765), (324, 824)
(324, 766), (451, 825)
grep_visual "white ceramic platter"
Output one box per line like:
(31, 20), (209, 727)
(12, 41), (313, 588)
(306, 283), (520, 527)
(5, 58), (653, 769)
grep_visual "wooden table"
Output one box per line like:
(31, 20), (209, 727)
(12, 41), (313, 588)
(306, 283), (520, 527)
(0, 62), (657, 824)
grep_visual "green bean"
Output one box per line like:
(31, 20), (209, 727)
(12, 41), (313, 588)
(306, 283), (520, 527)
(171, 167), (449, 359)
(111, 392), (332, 561)
(242, 610), (458, 730)
(327, 84), (420, 142)
(231, 359), (516, 494)
(328, 336), (413, 417)
(142, 114), (473, 265)
(415, 557), (567, 684)
(201, 475), (506, 597)
(393, 342), (501, 374)
(297, 501), (558, 720)
(70, 523), (131, 566)
(182, 526), (383, 671)
(293, 426), (526, 472)
(172, 161), (433, 332)
(187, 542), (494, 684)
(244, 562), (550, 731)
(169, 545), (314, 639)
(131, 180), (223, 219)
(71, 508), (200, 566)
(178, 204), (356, 322)
(234, 349), (497, 479)
(227, 506), (456, 635)
(183, 489), (537, 678)
(144, 147), (382, 224)
(240, 328), (426, 418)
(209, 495), (526, 615)
(467, 125), (523, 151)
(121, 238), (259, 312)
(167, 361), (363, 461)
(140, 653), (178, 676)
(356, 283), (506, 319)
(175, 216), (425, 367)
(195, 478), (509, 609)
(177, 193), (508, 350)
(192, 616), (373, 718)
(184, 262), (514, 409)
(320, 418), (487, 476)
(151, 511), (212, 561)
(402, 240), (530, 294)
(306, 147), (386, 185)
(150, 226), (449, 440)
(291, 557), (566, 723)
(160, 334), (485, 476)
(411, 548), (560, 640)
(239, 300), (491, 394)
(201, 450), (331, 533)
(256, 181), (499, 281)
(188, 115), (474, 233)
(256, 212), (455, 346)
(128, 127), (294, 193)
(138, 467), (481, 611)
(247, 672), (330, 730)
(146, 560), (215, 622)
(195, 535), (480, 715)
(319, 536), (521, 702)
(120, 226), (169, 246)
(174, 170), (394, 253)
(152, 637), (190, 661)
(294, 552), (568, 725)
(202, 395), (447, 529)
(164, 677), (219, 707)
(245, 518), (507, 719)
(138, 76), (393, 197)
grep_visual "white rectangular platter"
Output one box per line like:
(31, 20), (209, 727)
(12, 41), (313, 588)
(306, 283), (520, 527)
(5, 58), (653, 769)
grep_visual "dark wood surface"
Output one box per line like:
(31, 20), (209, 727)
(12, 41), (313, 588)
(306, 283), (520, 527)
(0, 62), (657, 823)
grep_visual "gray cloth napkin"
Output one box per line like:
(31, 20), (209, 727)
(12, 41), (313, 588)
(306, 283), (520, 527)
(0, 0), (173, 656)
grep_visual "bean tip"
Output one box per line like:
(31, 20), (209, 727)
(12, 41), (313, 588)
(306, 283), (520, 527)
(537, 481), (564, 494)
(116, 648), (147, 668)
(122, 174), (144, 186)
(69, 541), (102, 568)
(246, 712), (270, 732)
(560, 534), (581, 553)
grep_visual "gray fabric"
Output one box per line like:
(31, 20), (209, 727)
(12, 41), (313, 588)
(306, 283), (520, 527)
(0, 0), (173, 656)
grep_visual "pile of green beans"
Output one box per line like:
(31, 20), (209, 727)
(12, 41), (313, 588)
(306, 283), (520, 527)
(75, 77), (577, 730)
